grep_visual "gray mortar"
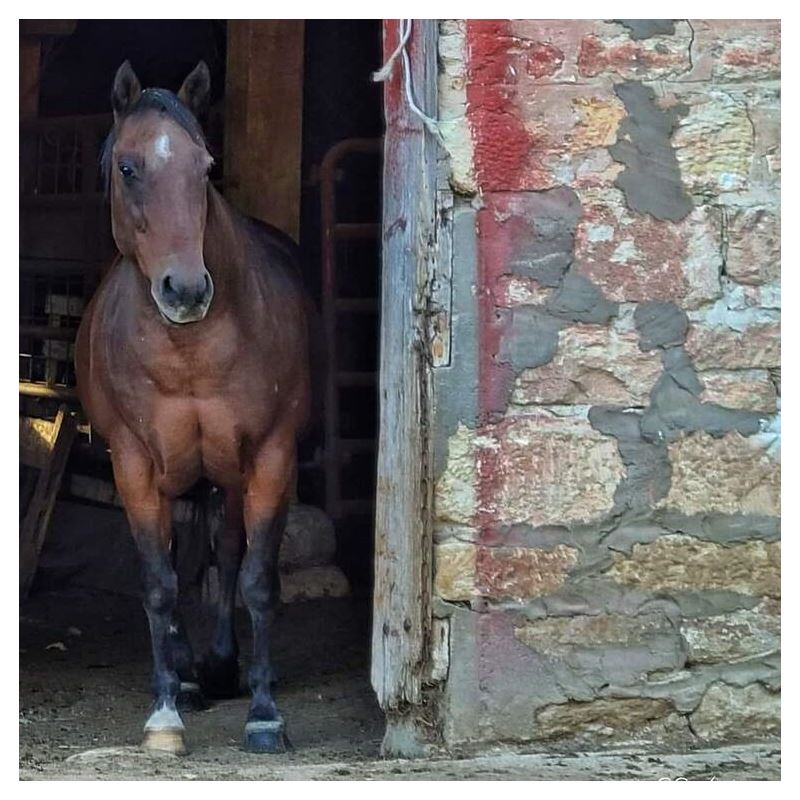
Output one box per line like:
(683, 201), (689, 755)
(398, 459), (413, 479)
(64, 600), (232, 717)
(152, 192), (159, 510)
(500, 307), (562, 371)
(660, 346), (703, 394)
(432, 203), (481, 479)
(641, 373), (766, 443)
(613, 19), (676, 39)
(654, 511), (781, 544)
(602, 653), (780, 713)
(507, 188), (581, 287)
(588, 406), (672, 514)
(603, 513), (780, 552)
(610, 82), (693, 222)
(635, 301), (689, 350)
(659, 591), (764, 619)
(547, 271), (619, 324)
(514, 580), (763, 623)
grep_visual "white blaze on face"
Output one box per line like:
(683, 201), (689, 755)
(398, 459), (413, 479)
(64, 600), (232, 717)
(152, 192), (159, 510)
(151, 131), (173, 168)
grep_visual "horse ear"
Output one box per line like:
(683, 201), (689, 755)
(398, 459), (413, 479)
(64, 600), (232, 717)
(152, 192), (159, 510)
(111, 60), (142, 121)
(178, 61), (211, 118)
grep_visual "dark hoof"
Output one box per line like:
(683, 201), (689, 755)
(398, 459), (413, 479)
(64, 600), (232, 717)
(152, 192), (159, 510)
(176, 681), (209, 712)
(243, 719), (287, 754)
(198, 655), (241, 699)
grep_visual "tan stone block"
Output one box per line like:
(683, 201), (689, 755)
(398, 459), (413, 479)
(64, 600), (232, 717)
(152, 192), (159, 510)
(434, 541), (477, 602)
(512, 320), (661, 406)
(435, 424), (477, 526)
(479, 413), (624, 528)
(682, 600), (780, 664)
(574, 191), (722, 309)
(726, 207), (780, 286)
(438, 20), (477, 194)
(690, 683), (780, 741)
(535, 698), (677, 740)
(694, 20), (781, 82)
(662, 432), (780, 516)
(514, 612), (671, 657)
(699, 369), (778, 412)
(513, 84), (626, 191)
(476, 545), (578, 601)
(672, 91), (754, 195)
(685, 320), (780, 370)
(608, 535), (780, 598)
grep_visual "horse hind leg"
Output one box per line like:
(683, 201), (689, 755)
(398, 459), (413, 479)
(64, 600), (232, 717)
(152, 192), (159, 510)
(199, 488), (245, 699)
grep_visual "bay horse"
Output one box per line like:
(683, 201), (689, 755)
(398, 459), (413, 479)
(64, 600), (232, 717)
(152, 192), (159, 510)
(75, 60), (310, 754)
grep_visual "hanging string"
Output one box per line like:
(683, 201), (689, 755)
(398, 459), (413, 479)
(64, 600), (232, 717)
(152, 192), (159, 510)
(372, 19), (446, 147)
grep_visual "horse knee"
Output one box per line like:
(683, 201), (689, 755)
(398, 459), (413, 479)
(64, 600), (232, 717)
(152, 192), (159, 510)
(239, 558), (273, 612)
(143, 566), (178, 614)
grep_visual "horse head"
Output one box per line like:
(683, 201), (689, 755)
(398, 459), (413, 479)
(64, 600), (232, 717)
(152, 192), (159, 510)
(105, 60), (215, 324)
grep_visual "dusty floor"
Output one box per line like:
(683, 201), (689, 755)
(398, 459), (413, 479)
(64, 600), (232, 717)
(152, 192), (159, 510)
(20, 587), (780, 780)
(20, 587), (385, 779)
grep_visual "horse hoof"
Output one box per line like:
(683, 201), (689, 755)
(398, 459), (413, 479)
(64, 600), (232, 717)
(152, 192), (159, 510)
(243, 719), (287, 754)
(142, 727), (187, 755)
(177, 681), (208, 712)
(198, 655), (240, 700)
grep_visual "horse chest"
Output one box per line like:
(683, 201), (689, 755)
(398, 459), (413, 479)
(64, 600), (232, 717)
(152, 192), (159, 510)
(113, 326), (279, 493)
(143, 394), (267, 494)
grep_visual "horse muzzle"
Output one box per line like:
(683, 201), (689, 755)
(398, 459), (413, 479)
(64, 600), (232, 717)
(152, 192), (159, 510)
(152, 269), (214, 324)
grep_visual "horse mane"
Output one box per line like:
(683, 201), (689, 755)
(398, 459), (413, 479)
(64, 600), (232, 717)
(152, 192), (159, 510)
(99, 87), (207, 197)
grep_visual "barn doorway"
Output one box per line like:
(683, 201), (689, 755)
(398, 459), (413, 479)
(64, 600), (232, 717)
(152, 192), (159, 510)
(20, 20), (388, 767)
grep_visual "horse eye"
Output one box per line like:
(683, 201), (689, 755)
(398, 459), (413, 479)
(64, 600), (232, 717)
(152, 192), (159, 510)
(118, 163), (135, 180)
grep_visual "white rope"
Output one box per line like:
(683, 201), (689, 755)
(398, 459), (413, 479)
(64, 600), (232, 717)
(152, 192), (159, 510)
(372, 19), (446, 146)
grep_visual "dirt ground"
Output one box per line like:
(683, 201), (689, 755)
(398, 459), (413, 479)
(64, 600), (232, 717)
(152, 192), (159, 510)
(20, 587), (385, 779)
(20, 587), (780, 781)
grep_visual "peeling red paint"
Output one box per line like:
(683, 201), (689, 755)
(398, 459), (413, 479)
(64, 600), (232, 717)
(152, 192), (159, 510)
(574, 202), (697, 303)
(723, 47), (776, 67)
(475, 197), (530, 423)
(526, 42), (565, 78)
(577, 34), (687, 77)
(466, 20), (535, 191)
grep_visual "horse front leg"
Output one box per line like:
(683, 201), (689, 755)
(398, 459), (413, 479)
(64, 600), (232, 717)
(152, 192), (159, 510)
(111, 433), (187, 755)
(200, 489), (245, 698)
(239, 435), (293, 753)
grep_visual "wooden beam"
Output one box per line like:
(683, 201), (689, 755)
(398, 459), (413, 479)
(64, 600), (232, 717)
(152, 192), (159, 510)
(20, 407), (78, 598)
(20, 20), (77, 37)
(371, 20), (438, 714)
(19, 381), (78, 400)
(20, 36), (40, 119)
(224, 21), (305, 241)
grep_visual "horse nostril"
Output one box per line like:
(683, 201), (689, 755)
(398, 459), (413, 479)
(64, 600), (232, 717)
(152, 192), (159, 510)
(204, 273), (211, 294)
(162, 274), (175, 299)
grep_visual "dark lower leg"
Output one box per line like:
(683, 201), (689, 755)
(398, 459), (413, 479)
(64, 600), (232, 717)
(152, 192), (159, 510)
(201, 493), (245, 697)
(140, 542), (182, 712)
(239, 509), (285, 724)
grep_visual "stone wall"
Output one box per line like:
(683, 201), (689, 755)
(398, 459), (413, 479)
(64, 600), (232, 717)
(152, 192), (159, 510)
(432, 19), (780, 748)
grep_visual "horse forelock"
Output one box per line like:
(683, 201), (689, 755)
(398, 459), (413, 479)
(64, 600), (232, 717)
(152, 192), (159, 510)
(100, 87), (207, 198)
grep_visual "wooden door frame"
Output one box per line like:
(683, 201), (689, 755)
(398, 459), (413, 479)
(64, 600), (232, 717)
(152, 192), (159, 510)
(371, 19), (439, 745)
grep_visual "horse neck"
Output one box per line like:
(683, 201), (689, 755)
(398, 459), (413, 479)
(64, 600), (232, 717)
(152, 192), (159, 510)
(202, 185), (246, 309)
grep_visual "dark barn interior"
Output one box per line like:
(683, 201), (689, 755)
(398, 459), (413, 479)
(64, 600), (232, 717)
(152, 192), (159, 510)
(20, 20), (387, 769)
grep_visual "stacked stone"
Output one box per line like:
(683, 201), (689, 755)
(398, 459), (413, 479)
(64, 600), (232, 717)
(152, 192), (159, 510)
(433, 19), (779, 748)
(276, 504), (350, 603)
